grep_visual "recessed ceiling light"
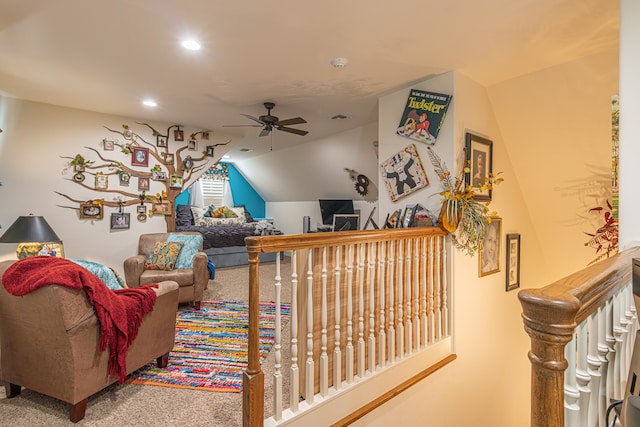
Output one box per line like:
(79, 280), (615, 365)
(142, 99), (157, 107)
(239, 148), (254, 152)
(181, 39), (201, 51)
(222, 155), (231, 159)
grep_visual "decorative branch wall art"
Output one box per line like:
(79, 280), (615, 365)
(57, 122), (230, 232)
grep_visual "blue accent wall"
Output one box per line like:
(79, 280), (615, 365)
(226, 163), (266, 218)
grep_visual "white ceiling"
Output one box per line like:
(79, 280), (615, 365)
(0, 0), (619, 160)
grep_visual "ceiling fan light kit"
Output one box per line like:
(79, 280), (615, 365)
(224, 102), (308, 137)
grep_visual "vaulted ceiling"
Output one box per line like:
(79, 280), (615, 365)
(1, 1), (619, 160)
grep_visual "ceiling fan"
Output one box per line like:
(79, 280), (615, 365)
(224, 102), (308, 137)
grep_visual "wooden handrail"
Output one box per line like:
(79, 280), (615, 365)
(518, 246), (640, 427)
(243, 227), (447, 427)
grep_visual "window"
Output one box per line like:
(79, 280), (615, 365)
(200, 179), (225, 207)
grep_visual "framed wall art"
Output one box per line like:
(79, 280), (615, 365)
(103, 139), (114, 151)
(479, 217), (501, 277)
(465, 132), (493, 201)
(132, 147), (149, 167)
(95, 173), (108, 190)
(380, 143), (429, 202)
(156, 135), (167, 148)
(138, 177), (150, 191)
(333, 214), (360, 232)
(506, 234), (521, 291)
(170, 175), (183, 189)
(79, 202), (104, 219)
(396, 89), (452, 145)
(153, 202), (172, 215)
(110, 213), (130, 230)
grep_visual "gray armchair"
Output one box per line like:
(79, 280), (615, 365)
(124, 232), (208, 309)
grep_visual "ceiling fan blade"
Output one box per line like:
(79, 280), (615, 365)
(240, 113), (265, 125)
(222, 124), (262, 128)
(259, 127), (272, 137)
(276, 117), (306, 126)
(277, 126), (309, 136)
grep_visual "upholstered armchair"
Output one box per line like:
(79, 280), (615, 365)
(124, 232), (208, 309)
(0, 259), (179, 422)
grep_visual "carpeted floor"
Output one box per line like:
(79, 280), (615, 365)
(0, 258), (293, 427)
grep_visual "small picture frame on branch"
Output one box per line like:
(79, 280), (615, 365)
(79, 203), (103, 219)
(132, 147), (149, 167)
(110, 213), (130, 230)
(153, 202), (172, 215)
(156, 135), (167, 148)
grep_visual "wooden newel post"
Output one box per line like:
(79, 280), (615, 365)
(244, 241), (264, 427)
(518, 290), (580, 427)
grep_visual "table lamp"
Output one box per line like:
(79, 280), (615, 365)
(0, 214), (63, 258)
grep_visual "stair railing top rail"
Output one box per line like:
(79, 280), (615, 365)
(518, 245), (640, 427)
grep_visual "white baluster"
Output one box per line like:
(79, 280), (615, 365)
(290, 251), (299, 413)
(357, 243), (366, 377)
(368, 242), (376, 372)
(598, 303), (611, 427)
(378, 242), (387, 367)
(564, 333), (580, 427)
(388, 242), (396, 364)
(319, 247), (328, 396)
(273, 253), (283, 420)
(346, 245), (354, 383)
(397, 241), (404, 358)
(613, 292), (625, 400)
(333, 246), (342, 391)
(440, 236), (449, 337)
(405, 240), (413, 355)
(587, 311), (602, 427)
(435, 236), (442, 340)
(420, 238), (428, 348)
(576, 319), (591, 427)
(428, 238), (435, 344)
(305, 250), (315, 403)
(413, 239), (420, 350)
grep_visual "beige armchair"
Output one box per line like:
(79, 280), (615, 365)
(124, 232), (208, 309)
(0, 259), (179, 422)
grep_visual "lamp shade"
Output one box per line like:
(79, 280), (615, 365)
(0, 215), (61, 243)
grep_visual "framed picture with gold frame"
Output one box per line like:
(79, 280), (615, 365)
(95, 173), (108, 190)
(79, 203), (104, 219)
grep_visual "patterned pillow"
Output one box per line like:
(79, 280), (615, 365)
(203, 204), (217, 217)
(167, 233), (203, 269)
(222, 206), (239, 218)
(235, 205), (255, 222)
(190, 206), (206, 224)
(144, 241), (184, 271)
(196, 216), (245, 226)
(210, 206), (226, 218)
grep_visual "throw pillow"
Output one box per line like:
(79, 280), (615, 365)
(70, 259), (126, 290)
(235, 204), (255, 222)
(190, 206), (206, 224)
(222, 206), (239, 218)
(196, 216), (245, 226)
(144, 241), (184, 271)
(167, 233), (203, 269)
(210, 206), (226, 218)
(203, 204), (217, 217)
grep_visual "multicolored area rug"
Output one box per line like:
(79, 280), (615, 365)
(128, 300), (291, 392)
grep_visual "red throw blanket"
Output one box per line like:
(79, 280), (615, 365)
(2, 257), (158, 383)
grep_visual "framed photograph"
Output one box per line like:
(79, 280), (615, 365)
(479, 217), (501, 277)
(333, 214), (360, 232)
(110, 213), (130, 230)
(119, 171), (131, 186)
(152, 170), (166, 181)
(138, 177), (150, 191)
(131, 146), (149, 167)
(153, 202), (172, 215)
(402, 204), (416, 228)
(385, 209), (401, 229)
(174, 129), (184, 141)
(163, 153), (174, 164)
(465, 132), (493, 201)
(79, 203), (104, 219)
(170, 175), (183, 189)
(202, 131), (210, 140)
(156, 135), (167, 148)
(188, 139), (197, 151)
(103, 139), (114, 151)
(206, 145), (215, 157)
(136, 205), (147, 214)
(182, 156), (194, 170)
(95, 173), (108, 190)
(506, 234), (521, 291)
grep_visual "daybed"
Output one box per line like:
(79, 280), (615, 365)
(175, 204), (281, 268)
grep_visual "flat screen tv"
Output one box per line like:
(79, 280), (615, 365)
(319, 199), (354, 225)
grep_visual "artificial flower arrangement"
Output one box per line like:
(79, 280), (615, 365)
(426, 147), (503, 256)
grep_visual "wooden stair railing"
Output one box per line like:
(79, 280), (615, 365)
(519, 246), (640, 427)
(242, 227), (452, 427)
